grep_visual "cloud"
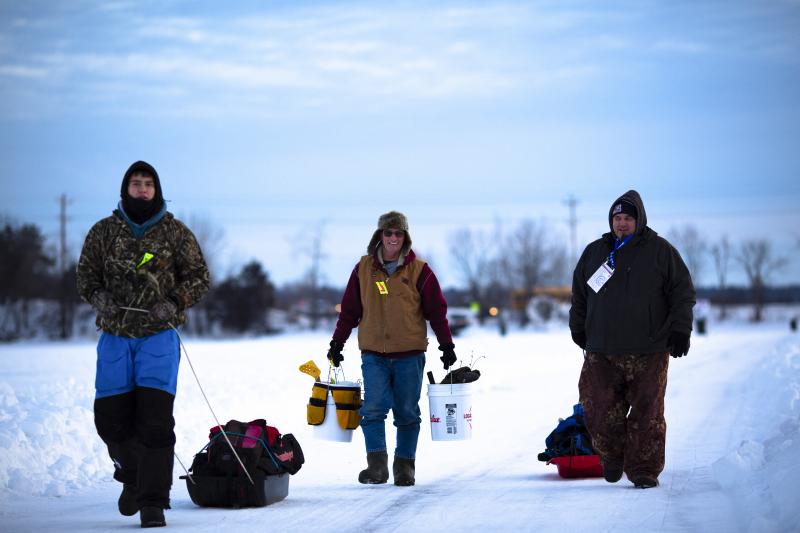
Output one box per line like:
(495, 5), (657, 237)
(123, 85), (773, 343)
(3, 1), (796, 119)
(653, 39), (710, 55)
(0, 64), (50, 78)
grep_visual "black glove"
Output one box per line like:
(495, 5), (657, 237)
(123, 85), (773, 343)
(90, 290), (119, 320)
(668, 331), (690, 358)
(439, 343), (457, 370)
(150, 299), (178, 322)
(571, 330), (587, 350)
(327, 340), (344, 367)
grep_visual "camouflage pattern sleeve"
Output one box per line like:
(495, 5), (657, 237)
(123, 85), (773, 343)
(76, 219), (112, 304)
(168, 219), (210, 311)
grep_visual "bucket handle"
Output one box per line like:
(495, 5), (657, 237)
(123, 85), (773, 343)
(327, 362), (347, 384)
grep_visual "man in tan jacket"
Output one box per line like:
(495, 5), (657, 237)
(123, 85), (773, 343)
(328, 211), (457, 486)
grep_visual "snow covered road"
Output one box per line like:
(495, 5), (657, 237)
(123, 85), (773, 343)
(1, 323), (798, 532)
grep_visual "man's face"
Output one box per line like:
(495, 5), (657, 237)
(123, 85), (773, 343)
(381, 229), (405, 261)
(128, 173), (155, 201)
(612, 214), (636, 238)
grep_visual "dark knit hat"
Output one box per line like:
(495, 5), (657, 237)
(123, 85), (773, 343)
(610, 200), (637, 219)
(367, 210), (412, 255)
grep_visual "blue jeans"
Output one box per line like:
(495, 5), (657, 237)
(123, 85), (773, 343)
(95, 329), (180, 398)
(360, 352), (425, 460)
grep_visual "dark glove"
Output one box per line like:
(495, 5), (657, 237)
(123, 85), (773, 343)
(150, 299), (178, 322)
(668, 331), (690, 358)
(439, 343), (457, 370)
(327, 340), (344, 367)
(90, 290), (119, 320)
(571, 330), (587, 350)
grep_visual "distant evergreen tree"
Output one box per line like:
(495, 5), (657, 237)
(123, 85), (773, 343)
(0, 222), (55, 339)
(209, 260), (275, 333)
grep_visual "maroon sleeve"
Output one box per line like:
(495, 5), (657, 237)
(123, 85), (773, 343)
(332, 263), (363, 344)
(417, 264), (453, 347)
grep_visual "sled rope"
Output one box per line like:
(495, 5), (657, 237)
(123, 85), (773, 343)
(170, 321), (255, 485)
(174, 452), (195, 485)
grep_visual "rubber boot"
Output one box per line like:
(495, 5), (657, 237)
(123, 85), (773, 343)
(358, 451), (389, 484)
(601, 459), (623, 483)
(393, 456), (415, 487)
(140, 506), (166, 528)
(631, 475), (659, 489)
(118, 483), (138, 516)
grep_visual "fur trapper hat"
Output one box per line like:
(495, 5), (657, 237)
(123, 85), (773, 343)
(367, 210), (412, 256)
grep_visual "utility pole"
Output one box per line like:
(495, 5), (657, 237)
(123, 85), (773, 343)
(58, 194), (71, 339)
(563, 194), (579, 268)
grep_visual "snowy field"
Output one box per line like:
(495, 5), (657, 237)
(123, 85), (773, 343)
(1, 319), (799, 532)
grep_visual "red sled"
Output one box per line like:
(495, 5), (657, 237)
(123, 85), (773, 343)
(547, 454), (604, 478)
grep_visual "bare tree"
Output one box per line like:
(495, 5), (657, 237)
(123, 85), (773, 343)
(505, 219), (568, 325)
(292, 221), (328, 330)
(736, 239), (787, 322)
(668, 224), (708, 286)
(710, 236), (732, 319)
(182, 213), (226, 282)
(448, 227), (496, 323)
(180, 213), (226, 335)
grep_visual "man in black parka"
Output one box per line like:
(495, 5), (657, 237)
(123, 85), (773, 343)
(569, 189), (695, 489)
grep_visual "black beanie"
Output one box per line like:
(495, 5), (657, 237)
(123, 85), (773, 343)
(611, 200), (637, 219)
(120, 160), (164, 224)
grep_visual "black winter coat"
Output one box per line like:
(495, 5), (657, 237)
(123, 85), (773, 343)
(569, 190), (695, 355)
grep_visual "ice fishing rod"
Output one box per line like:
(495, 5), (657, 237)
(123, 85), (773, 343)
(121, 305), (255, 485)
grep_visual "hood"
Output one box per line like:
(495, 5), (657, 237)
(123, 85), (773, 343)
(120, 160), (165, 225)
(608, 189), (647, 236)
(120, 160), (163, 203)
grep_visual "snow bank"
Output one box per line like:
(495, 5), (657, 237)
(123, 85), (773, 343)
(711, 340), (800, 533)
(0, 378), (108, 500)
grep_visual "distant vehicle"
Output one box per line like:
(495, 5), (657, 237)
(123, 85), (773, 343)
(448, 310), (472, 337)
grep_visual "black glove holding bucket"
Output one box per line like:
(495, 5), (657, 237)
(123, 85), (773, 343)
(439, 344), (457, 370)
(327, 340), (344, 367)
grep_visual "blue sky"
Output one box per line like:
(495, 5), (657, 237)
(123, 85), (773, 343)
(1, 0), (799, 288)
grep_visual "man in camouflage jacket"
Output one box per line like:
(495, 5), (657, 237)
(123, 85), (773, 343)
(76, 160), (209, 527)
(569, 189), (695, 489)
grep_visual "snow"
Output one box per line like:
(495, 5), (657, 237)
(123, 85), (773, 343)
(0, 320), (799, 532)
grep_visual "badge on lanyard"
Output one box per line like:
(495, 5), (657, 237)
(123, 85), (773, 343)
(375, 281), (389, 295)
(587, 262), (614, 293)
(587, 235), (632, 293)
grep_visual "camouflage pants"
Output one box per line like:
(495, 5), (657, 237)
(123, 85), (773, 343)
(578, 352), (669, 479)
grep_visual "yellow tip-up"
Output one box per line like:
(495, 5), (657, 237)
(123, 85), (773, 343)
(299, 360), (321, 381)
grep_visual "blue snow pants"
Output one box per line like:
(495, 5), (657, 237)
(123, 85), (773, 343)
(95, 329), (180, 399)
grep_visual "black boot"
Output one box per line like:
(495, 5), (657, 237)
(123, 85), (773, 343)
(631, 475), (659, 489)
(118, 483), (138, 516)
(393, 456), (415, 486)
(601, 460), (623, 483)
(140, 506), (166, 528)
(358, 451), (389, 484)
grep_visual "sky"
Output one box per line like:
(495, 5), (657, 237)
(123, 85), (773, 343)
(1, 0), (799, 288)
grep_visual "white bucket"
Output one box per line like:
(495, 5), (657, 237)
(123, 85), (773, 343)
(312, 381), (358, 442)
(427, 383), (473, 441)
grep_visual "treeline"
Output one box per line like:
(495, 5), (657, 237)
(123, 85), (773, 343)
(0, 220), (314, 341)
(443, 220), (798, 324)
(1, 216), (797, 341)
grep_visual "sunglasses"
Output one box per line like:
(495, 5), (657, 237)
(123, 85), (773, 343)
(382, 229), (405, 238)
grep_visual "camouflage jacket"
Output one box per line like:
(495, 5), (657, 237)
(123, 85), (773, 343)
(76, 210), (210, 337)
